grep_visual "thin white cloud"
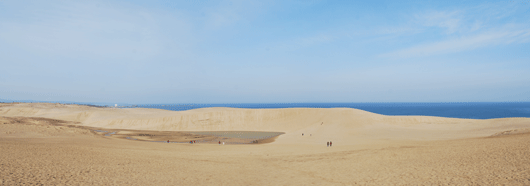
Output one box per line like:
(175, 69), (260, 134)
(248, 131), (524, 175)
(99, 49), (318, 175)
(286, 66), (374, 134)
(417, 11), (463, 34)
(202, 0), (269, 29)
(0, 1), (192, 61)
(380, 2), (530, 59)
(299, 34), (333, 47)
(374, 26), (421, 35)
(380, 28), (530, 58)
(269, 33), (334, 52)
(414, 2), (524, 35)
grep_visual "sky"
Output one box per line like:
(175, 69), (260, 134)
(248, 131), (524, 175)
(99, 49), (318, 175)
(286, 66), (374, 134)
(1, 0), (530, 104)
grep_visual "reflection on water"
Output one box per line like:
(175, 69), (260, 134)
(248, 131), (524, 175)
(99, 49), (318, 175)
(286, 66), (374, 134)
(92, 129), (284, 145)
(104, 132), (116, 136)
(189, 131), (284, 140)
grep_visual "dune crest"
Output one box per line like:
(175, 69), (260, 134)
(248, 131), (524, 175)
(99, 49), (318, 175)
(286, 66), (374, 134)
(2, 103), (530, 185)
(1, 103), (529, 144)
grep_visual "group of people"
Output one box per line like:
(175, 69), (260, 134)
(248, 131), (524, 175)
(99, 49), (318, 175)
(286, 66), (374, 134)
(218, 141), (225, 145)
(166, 140), (197, 144)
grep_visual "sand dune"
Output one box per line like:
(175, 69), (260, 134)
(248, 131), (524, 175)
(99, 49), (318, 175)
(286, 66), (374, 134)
(1, 103), (529, 144)
(1, 103), (530, 185)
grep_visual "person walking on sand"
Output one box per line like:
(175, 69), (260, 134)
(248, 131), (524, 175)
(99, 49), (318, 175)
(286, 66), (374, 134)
(330, 141), (332, 147)
(302, 133), (304, 136)
(167, 140), (169, 143)
(219, 141), (221, 145)
(327, 141), (329, 147)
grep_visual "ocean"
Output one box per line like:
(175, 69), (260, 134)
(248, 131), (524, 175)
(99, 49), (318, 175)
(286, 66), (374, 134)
(135, 102), (530, 119)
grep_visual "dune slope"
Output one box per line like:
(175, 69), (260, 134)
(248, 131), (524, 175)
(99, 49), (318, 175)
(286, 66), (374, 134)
(2, 103), (530, 185)
(1, 103), (529, 145)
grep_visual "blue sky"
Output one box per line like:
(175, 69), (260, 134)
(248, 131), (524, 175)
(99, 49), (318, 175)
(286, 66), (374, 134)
(1, 0), (530, 104)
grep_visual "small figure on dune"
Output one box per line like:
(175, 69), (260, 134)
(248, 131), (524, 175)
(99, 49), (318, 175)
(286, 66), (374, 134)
(330, 141), (332, 147)
(327, 141), (329, 147)
(302, 133), (304, 136)
(194, 140), (196, 143)
(219, 141), (221, 145)
(190, 140), (192, 144)
(167, 140), (169, 143)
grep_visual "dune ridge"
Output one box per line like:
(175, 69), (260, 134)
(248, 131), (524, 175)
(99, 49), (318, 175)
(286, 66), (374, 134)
(1, 103), (529, 144)
(2, 103), (530, 185)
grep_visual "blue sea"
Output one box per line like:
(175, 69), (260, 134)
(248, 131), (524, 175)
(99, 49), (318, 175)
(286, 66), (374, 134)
(135, 102), (530, 119)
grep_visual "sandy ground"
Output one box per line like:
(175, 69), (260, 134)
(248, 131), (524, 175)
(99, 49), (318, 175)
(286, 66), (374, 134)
(1, 103), (530, 185)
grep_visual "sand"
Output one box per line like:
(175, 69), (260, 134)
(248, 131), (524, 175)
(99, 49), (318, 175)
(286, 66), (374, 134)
(1, 102), (530, 185)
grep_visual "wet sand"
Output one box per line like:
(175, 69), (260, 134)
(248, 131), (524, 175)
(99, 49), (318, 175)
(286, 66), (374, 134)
(0, 116), (283, 144)
(1, 103), (530, 185)
(93, 129), (283, 144)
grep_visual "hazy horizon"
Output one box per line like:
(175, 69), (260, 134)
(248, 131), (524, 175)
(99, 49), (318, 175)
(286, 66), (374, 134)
(2, 98), (530, 106)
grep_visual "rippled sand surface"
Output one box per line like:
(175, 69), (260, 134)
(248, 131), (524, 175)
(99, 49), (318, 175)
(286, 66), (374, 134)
(1, 103), (530, 185)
